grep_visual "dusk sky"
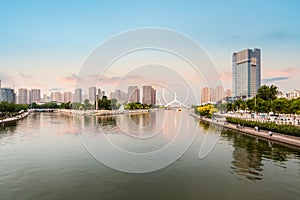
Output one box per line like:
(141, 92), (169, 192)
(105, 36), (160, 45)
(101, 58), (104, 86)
(1, 0), (300, 95)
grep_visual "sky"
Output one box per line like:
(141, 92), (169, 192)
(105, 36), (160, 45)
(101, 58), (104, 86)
(0, 0), (300, 97)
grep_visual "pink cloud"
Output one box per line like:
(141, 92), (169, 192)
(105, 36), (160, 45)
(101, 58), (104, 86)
(263, 68), (300, 77)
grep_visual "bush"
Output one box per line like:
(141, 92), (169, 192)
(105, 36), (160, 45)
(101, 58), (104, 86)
(226, 117), (300, 137)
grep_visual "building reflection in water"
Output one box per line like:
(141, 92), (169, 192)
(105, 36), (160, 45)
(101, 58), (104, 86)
(220, 129), (296, 181)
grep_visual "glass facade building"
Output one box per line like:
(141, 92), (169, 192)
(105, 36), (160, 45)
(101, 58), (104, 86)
(232, 48), (261, 98)
(0, 88), (16, 103)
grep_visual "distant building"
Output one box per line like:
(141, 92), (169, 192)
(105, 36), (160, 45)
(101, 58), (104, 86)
(215, 85), (224, 102)
(201, 87), (210, 104)
(97, 89), (105, 99)
(277, 89), (300, 100)
(151, 88), (156, 105)
(74, 88), (82, 103)
(89, 87), (96, 104)
(224, 89), (232, 98)
(27, 90), (32, 104)
(43, 94), (49, 103)
(111, 89), (127, 103)
(0, 88), (16, 103)
(63, 91), (72, 103)
(142, 86), (156, 105)
(54, 92), (62, 103)
(30, 89), (41, 103)
(18, 88), (28, 104)
(209, 87), (216, 102)
(128, 86), (140, 103)
(232, 48), (261, 98)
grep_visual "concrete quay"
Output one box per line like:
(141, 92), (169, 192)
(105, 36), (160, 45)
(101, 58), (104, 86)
(190, 112), (300, 148)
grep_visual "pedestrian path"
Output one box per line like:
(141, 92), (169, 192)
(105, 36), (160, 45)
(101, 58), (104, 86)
(190, 112), (300, 147)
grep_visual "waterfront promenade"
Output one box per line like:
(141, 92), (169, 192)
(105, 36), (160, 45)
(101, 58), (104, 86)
(0, 111), (31, 125)
(190, 112), (300, 147)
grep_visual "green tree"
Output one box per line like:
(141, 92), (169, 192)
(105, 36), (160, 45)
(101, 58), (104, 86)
(246, 98), (255, 112)
(233, 99), (246, 110)
(60, 101), (71, 109)
(226, 103), (234, 111)
(291, 98), (300, 114)
(273, 98), (289, 114)
(98, 96), (111, 110)
(256, 85), (278, 101)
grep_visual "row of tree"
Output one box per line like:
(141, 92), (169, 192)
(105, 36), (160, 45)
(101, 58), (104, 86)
(225, 85), (300, 114)
(0, 102), (28, 113)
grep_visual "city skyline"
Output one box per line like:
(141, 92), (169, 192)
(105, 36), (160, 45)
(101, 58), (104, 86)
(0, 1), (300, 94)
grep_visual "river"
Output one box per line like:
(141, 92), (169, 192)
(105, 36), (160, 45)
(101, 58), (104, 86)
(0, 110), (299, 200)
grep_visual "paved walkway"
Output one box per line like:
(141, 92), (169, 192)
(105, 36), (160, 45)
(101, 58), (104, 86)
(0, 111), (30, 125)
(190, 112), (300, 147)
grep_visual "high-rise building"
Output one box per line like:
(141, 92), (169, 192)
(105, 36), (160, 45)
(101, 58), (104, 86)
(97, 89), (105, 99)
(142, 86), (156, 105)
(151, 87), (156, 105)
(27, 90), (32, 104)
(50, 92), (55, 102)
(54, 91), (62, 103)
(0, 88), (16, 103)
(89, 87), (96, 104)
(224, 89), (232, 98)
(128, 86), (140, 103)
(215, 85), (224, 102)
(30, 89), (41, 103)
(18, 88), (28, 104)
(63, 91), (72, 103)
(209, 87), (216, 102)
(201, 87), (210, 105)
(0, 80), (15, 103)
(43, 94), (49, 103)
(232, 48), (261, 97)
(74, 88), (82, 103)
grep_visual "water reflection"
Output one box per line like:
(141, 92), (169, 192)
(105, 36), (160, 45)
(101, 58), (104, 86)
(220, 129), (300, 181)
(98, 116), (117, 126)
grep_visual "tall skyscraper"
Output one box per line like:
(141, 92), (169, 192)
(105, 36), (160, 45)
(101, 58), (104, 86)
(89, 87), (96, 104)
(224, 89), (232, 98)
(54, 92), (63, 103)
(215, 85), (224, 102)
(43, 94), (49, 103)
(209, 87), (216, 102)
(0, 88), (15, 103)
(201, 87), (210, 105)
(232, 48), (261, 97)
(63, 91), (72, 103)
(128, 86), (140, 103)
(30, 89), (41, 103)
(142, 86), (156, 105)
(27, 90), (32, 104)
(18, 88), (28, 104)
(97, 89), (105, 99)
(74, 88), (82, 103)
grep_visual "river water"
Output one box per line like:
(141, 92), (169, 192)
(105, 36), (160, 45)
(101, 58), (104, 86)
(0, 110), (299, 200)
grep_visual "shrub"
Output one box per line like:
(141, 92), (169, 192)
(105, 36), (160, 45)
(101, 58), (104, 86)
(226, 117), (300, 137)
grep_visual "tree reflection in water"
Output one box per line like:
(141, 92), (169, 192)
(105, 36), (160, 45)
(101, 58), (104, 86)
(221, 129), (300, 181)
(97, 116), (117, 127)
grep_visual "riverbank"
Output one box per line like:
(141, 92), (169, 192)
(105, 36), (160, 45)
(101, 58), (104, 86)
(190, 112), (300, 147)
(0, 111), (31, 125)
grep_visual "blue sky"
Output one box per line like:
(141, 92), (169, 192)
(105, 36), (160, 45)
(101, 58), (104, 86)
(0, 0), (300, 94)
